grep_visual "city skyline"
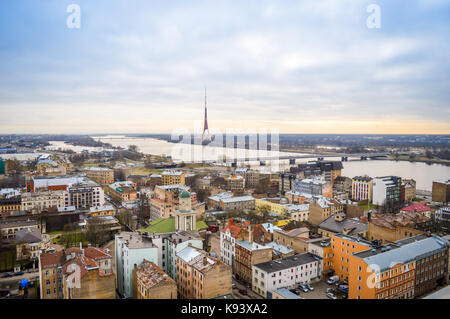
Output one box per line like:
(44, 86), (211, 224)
(1, 0), (450, 134)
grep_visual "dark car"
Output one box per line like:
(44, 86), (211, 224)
(239, 289), (248, 296)
(289, 289), (300, 295)
(14, 271), (24, 276)
(305, 284), (314, 291)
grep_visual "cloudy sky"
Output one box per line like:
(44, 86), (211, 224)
(0, 0), (449, 134)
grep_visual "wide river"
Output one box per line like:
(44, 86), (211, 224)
(47, 137), (450, 191)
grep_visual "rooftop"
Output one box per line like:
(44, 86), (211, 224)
(254, 253), (318, 273)
(134, 260), (175, 290)
(236, 240), (271, 252)
(176, 246), (220, 273)
(116, 232), (157, 249)
(273, 288), (302, 299)
(318, 215), (367, 235)
(354, 235), (449, 272)
(265, 241), (294, 255)
(220, 195), (254, 204)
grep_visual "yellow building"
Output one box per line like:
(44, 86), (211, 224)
(161, 170), (185, 186)
(0, 197), (21, 216)
(351, 176), (373, 202)
(84, 167), (114, 184)
(255, 199), (287, 216)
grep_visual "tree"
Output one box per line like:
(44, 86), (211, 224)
(255, 177), (270, 194)
(211, 176), (227, 188)
(86, 217), (110, 247)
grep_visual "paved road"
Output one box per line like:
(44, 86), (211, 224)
(0, 270), (39, 285)
(232, 278), (263, 299)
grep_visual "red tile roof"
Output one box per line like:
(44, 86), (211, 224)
(40, 251), (65, 268)
(400, 202), (431, 213)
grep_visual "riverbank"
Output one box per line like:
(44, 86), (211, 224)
(387, 155), (450, 167)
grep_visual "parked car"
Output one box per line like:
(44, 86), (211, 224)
(326, 288), (335, 293)
(299, 284), (309, 293)
(327, 292), (337, 299)
(239, 289), (248, 296)
(305, 284), (314, 291)
(13, 271), (24, 276)
(327, 275), (339, 285)
(232, 283), (237, 289)
(289, 289), (300, 295)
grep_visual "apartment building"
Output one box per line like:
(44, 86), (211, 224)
(0, 218), (43, 241)
(349, 235), (449, 299)
(293, 178), (332, 198)
(176, 245), (232, 299)
(235, 168), (260, 188)
(435, 206), (450, 223)
(432, 179), (450, 204)
(219, 195), (255, 211)
(21, 190), (67, 212)
(132, 260), (177, 299)
(15, 228), (46, 260)
(308, 197), (345, 227)
(108, 181), (137, 203)
(285, 204), (309, 222)
(402, 179), (416, 203)
(308, 238), (334, 276)
(273, 227), (310, 254)
(0, 196), (21, 216)
(318, 213), (368, 238)
(330, 234), (373, 282)
(290, 160), (343, 183)
(234, 240), (272, 285)
(372, 176), (402, 206)
(255, 198), (287, 216)
(161, 170), (185, 186)
(252, 253), (320, 298)
(39, 247), (114, 299)
(279, 173), (297, 195)
(220, 219), (250, 267)
(67, 182), (105, 209)
(150, 185), (198, 219)
(207, 192), (233, 210)
(351, 176), (373, 202)
(367, 211), (431, 243)
(115, 232), (159, 298)
(84, 167), (114, 184)
(227, 175), (245, 191)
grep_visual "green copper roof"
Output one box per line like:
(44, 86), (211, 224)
(180, 190), (190, 198)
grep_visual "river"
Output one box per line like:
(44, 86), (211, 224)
(46, 137), (450, 191)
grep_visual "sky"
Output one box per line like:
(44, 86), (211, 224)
(0, 0), (449, 134)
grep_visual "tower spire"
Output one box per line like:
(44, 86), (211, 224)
(201, 86), (211, 144)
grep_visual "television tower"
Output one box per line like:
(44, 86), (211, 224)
(201, 87), (212, 145)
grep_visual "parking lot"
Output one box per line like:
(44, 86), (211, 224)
(294, 280), (348, 299)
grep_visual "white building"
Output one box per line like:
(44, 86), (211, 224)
(115, 232), (159, 298)
(435, 206), (450, 223)
(220, 228), (236, 267)
(252, 253), (321, 298)
(372, 176), (402, 206)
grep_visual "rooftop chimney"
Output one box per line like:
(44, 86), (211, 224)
(248, 227), (253, 243)
(203, 256), (207, 265)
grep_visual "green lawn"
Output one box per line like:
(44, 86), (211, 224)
(139, 217), (208, 234)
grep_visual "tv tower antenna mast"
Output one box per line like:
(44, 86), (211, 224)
(201, 87), (212, 145)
